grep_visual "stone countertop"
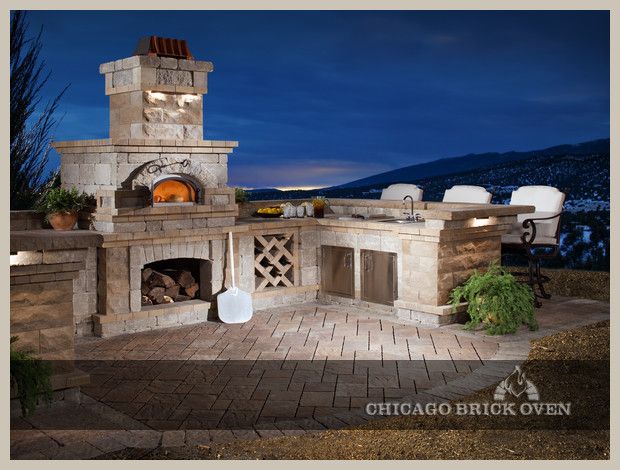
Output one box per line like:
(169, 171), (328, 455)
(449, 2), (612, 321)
(235, 215), (462, 238)
(325, 198), (535, 221)
(235, 199), (535, 234)
(239, 198), (534, 222)
(10, 230), (104, 252)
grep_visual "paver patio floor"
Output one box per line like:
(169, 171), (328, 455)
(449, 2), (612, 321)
(11, 296), (610, 458)
(75, 303), (500, 430)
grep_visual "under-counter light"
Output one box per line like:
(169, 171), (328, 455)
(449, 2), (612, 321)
(10, 251), (36, 266)
(472, 217), (490, 227)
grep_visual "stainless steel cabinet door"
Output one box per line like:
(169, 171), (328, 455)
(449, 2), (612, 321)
(361, 250), (397, 306)
(321, 245), (354, 298)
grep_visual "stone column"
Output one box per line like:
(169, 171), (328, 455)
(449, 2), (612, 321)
(97, 246), (131, 315)
(99, 55), (213, 140)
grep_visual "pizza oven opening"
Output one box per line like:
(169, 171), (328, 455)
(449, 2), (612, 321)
(152, 175), (199, 205)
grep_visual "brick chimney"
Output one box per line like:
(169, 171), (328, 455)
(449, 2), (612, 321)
(99, 36), (214, 140)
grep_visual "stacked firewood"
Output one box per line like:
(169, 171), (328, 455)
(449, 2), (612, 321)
(141, 267), (199, 305)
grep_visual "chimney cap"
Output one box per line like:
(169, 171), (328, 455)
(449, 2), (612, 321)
(134, 36), (194, 60)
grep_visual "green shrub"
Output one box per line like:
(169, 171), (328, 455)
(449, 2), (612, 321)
(10, 336), (53, 416)
(449, 263), (537, 335)
(35, 187), (92, 221)
(235, 187), (248, 203)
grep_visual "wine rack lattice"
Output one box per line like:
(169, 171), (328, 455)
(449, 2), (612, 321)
(254, 232), (297, 291)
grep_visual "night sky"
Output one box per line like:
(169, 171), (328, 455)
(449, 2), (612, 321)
(23, 10), (609, 189)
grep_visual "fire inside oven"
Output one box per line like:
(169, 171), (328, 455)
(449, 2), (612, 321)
(152, 175), (198, 205)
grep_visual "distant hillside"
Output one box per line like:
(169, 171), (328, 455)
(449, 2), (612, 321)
(248, 138), (610, 206)
(246, 139), (609, 270)
(335, 138), (610, 189)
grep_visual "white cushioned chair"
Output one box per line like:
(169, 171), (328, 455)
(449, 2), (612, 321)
(442, 185), (492, 204)
(501, 185), (566, 306)
(380, 183), (423, 201)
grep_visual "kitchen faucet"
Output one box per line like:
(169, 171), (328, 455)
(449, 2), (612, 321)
(403, 195), (414, 220)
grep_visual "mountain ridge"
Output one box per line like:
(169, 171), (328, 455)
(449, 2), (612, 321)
(334, 138), (610, 189)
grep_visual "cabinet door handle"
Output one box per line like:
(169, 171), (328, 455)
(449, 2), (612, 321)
(363, 253), (373, 271)
(344, 252), (353, 269)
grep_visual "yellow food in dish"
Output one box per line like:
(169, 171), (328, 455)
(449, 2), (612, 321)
(257, 207), (283, 215)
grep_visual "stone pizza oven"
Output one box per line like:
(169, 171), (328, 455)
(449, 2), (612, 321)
(53, 37), (240, 336)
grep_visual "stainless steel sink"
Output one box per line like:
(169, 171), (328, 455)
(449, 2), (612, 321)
(378, 218), (421, 224)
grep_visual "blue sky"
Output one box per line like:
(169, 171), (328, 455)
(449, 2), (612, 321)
(23, 10), (609, 189)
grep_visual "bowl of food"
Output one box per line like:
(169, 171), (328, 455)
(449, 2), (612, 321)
(253, 206), (283, 218)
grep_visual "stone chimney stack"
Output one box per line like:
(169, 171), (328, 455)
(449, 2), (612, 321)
(99, 36), (213, 140)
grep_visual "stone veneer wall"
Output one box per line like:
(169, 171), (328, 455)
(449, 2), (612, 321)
(11, 251), (84, 359)
(99, 55), (212, 140)
(10, 230), (100, 391)
(395, 217), (513, 325)
(10, 225), (102, 338)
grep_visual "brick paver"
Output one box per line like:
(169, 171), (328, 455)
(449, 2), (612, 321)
(72, 303), (497, 431)
(11, 296), (610, 459)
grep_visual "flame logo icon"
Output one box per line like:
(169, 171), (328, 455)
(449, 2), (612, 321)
(494, 366), (540, 401)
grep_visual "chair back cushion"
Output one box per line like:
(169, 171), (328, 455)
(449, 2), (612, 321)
(442, 185), (492, 204)
(509, 186), (565, 240)
(380, 184), (423, 201)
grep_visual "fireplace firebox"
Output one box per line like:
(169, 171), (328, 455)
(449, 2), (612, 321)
(141, 258), (211, 307)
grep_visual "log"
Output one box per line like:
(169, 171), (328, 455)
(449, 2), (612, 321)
(147, 286), (165, 304)
(164, 285), (180, 300)
(174, 270), (195, 289)
(175, 294), (191, 302)
(142, 267), (154, 283)
(141, 295), (153, 306)
(148, 270), (176, 289)
(184, 282), (199, 299)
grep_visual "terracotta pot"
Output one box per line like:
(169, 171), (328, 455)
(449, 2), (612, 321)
(48, 211), (78, 231)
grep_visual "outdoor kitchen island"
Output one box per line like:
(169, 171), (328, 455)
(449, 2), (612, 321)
(233, 198), (534, 325)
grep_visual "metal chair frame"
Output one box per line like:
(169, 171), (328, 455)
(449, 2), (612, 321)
(501, 212), (564, 307)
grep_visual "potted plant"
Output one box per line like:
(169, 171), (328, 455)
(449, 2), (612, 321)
(10, 336), (53, 416)
(449, 263), (538, 335)
(234, 187), (248, 204)
(312, 196), (329, 218)
(35, 187), (90, 231)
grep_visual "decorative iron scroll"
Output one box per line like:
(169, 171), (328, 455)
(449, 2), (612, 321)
(147, 159), (190, 174)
